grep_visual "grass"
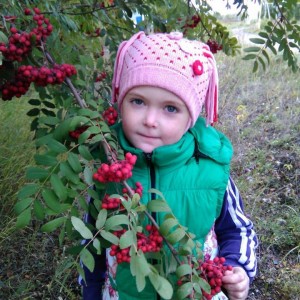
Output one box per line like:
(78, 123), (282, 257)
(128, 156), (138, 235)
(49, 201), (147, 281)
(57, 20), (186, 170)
(0, 57), (299, 299)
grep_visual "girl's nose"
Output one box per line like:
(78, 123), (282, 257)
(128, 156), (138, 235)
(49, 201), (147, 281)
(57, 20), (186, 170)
(143, 108), (158, 128)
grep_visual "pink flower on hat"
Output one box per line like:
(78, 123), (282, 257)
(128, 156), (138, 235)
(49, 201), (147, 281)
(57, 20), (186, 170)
(192, 60), (203, 75)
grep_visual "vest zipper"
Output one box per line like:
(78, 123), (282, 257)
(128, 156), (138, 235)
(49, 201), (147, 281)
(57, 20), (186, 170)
(144, 153), (156, 200)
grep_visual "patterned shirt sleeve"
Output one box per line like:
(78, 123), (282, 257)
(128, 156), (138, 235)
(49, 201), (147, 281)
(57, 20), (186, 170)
(215, 177), (258, 282)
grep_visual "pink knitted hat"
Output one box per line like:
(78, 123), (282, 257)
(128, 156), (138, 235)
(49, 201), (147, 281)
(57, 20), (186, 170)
(112, 31), (219, 127)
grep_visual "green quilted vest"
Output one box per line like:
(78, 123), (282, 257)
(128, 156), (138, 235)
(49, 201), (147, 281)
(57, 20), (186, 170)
(109, 118), (233, 299)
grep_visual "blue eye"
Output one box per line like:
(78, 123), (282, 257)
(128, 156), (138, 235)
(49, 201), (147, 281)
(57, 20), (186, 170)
(165, 105), (177, 113)
(131, 98), (144, 105)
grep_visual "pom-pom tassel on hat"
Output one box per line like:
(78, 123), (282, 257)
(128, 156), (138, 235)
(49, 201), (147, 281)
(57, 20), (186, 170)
(112, 32), (144, 103)
(204, 54), (219, 126)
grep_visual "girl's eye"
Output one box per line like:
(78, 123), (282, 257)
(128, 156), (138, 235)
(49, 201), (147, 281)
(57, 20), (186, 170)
(131, 98), (144, 105)
(165, 105), (177, 113)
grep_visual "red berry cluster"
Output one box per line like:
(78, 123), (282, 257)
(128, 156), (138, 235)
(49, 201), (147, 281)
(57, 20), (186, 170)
(101, 194), (121, 210)
(206, 39), (223, 54)
(69, 125), (89, 139)
(1, 63), (77, 100)
(93, 152), (137, 183)
(95, 71), (107, 82)
(109, 225), (163, 263)
(122, 181), (143, 197)
(102, 106), (118, 125)
(182, 14), (201, 33)
(101, 182), (143, 210)
(0, 7), (53, 62)
(176, 257), (232, 299)
(200, 257), (232, 299)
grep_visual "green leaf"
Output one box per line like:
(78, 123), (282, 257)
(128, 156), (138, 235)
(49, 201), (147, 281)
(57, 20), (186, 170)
(77, 195), (89, 212)
(34, 153), (58, 166)
(14, 198), (33, 215)
(39, 116), (59, 126)
(149, 272), (173, 300)
(84, 166), (94, 185)
(78, 145), (94, 161)
(42, 189), (61, 213)
(258, 31), (269, 39)
(33, 199), (45, 220)
(77, 263), (86, 284)
(100, 230), (119, 244)
(89, 134), (104, 144)
(166, 228), (186, 244)
(86, 125), (101, 135)
(242, 54), (257, 60)
(17, 184), (40, 200)
(243, 46), (261, 53)
(78, 130), (92, 144)
(77, 108), (100, 118)
(105, 214), (129, 231)
(258, 56), (266, 71)
(148, 188), (166, 201)
(87, 189), (101, 201)
(93, 238), (101, 254)
(131, 250), (151, 277)
(262, 49), (270, 65)
(43, 100), (56, 109)
(176, 264), (192, 278)
(119, 230), (134, 249)
(253, 60), (259, 73)
(175, 282), (193, 299)
(249, 38), (265, 45)
(46, 139), (68, 154)
(41, 216), (66, 232)
(80, 248), (95, 273)
(71, 216), (94, 239)
(27, 108), (40, 116)
(68, 152), (82, 173)
(50, 174), (68, 201)
(147, 199), (171, 212)
(193, 275), (211, 293)
(0, 31), (8, 43)
(159, 217), (179, 236)
(26, 167), (49, 180)
(96, 209), (108, 229)
(266, 40), (277, 55)
(15, 207), (31, 229)
(60, 161), (80, 184)
(28, 99), (41, 106)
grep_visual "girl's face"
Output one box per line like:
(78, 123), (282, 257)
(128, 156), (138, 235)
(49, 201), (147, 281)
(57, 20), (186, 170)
(121, 86), (190, 153)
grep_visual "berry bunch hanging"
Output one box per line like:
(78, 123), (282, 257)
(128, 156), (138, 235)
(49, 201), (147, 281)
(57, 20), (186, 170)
(69, 125), (89, 139)
(109, 225), (163, 263)
(101, 182), (143, 210)
(177, 256), (233, 300)
(95, 71), (107, 82)
(200, 257), (232, 299)
(93, 152), (137, 183)
(0, 7), (53, 62)
(102, 106), (118, 125)
(1, 63), (77, 100)
(206, 40), (223, 54)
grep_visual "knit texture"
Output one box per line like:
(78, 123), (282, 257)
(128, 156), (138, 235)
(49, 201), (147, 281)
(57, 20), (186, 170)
(112, 31), (219, 126)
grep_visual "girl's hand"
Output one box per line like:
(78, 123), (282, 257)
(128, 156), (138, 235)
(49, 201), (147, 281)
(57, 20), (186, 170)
(222, 267), (249, 300)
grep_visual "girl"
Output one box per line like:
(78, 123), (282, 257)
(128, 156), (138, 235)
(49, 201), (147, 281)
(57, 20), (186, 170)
(81, 31), (258, 300)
